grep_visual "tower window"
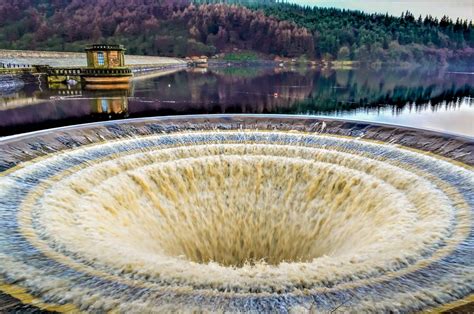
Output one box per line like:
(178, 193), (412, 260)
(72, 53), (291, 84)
(97, 52), (105, 66)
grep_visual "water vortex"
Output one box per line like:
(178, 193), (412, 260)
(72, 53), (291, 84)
(0, 115), (472, 312)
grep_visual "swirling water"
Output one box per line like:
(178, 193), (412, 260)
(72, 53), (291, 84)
(0, 121), (472, 312)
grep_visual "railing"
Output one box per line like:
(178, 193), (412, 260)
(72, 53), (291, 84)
(85, 44), (125, 51)
(55, 90), (83, 96)
(82, 68), (132, 75)
(45, 67), (132, 76)
(48, 68), (83, 75)
(0, 62), (31, 68)
(130, 63), (187, 74)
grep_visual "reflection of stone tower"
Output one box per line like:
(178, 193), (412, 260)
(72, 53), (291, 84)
(85, 44), (126, 68)
(91, 97), (129, 116)
(87, 89), (130, 117)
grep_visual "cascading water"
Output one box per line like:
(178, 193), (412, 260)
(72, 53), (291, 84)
(0, 115), (472, 312)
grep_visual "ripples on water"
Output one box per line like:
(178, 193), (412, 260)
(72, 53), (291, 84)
(0, 66), (472, 136)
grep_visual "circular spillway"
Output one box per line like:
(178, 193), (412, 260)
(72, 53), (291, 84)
(0, 115), (472, 312)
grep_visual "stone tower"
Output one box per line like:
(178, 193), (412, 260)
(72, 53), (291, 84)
(85, 44), (126, 68)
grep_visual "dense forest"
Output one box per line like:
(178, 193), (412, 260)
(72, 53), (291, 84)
(0, 0), (472, 65)
(260, 4), (473, 65)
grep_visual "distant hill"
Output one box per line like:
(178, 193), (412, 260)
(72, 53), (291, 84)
(259, 3), (473, 66)
(0, 0), (471, 66)
(193, 0), (277, 3)
(0, 1), (313, 58)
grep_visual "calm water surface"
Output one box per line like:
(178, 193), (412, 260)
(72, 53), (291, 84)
(0, 66), (472, 136)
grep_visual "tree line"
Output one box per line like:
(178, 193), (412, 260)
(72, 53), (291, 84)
(0, 0), (312, 58)
(258, 3), (473, 65)
(0, 0), (471, 65)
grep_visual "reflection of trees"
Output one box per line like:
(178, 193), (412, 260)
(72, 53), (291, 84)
(130, 67), (315, 114)
(211, 67), (268, 78)
(130, 67), (473, 117)
(275, 68), (474, 114)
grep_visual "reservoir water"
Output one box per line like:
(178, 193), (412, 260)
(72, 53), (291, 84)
(0, 66), (472, 136)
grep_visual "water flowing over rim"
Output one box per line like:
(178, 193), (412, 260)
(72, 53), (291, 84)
(2, 114), (474, 143)
(1, 114), (473, 166)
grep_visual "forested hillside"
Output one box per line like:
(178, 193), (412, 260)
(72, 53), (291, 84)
(260, 4), (473, 65)
(0, 0), (471, 65)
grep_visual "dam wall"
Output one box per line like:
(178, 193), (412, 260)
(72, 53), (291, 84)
(0, 49), (185, 67)
(0, 49), (188, 89)
(0, 63), (188, 91)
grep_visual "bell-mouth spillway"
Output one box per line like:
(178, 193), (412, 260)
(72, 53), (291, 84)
(0, 114), (472, 312)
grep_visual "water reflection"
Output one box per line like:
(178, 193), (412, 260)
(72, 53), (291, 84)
(0, 66), (472, 136)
